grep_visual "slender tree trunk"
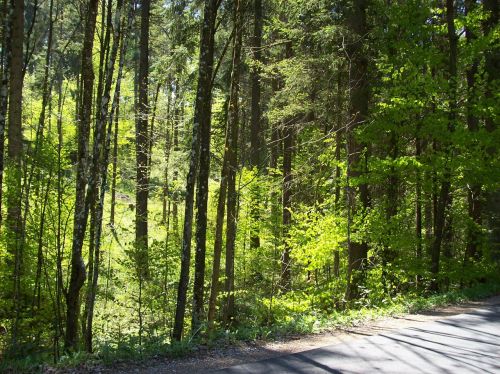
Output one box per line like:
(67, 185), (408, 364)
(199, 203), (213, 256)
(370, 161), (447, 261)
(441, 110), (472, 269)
(162, 82), (173, 224)
(464, 0), (481, 265)
(382, 130), (398, 292)
(81, 0), (112, 347)
(7, 0), (25, 345)
(35, 0), (54, 143)
(149, 82), (161, 175)
(482, 0), (499, 260)
(0, 0), (10, 228)
(206, 96), (230, 328)
(249, 0), (263, 250)
(55, 77), (65, 360)
(32, 170), (52, 316)
(483, 0), (498, 137)
(84, 0), (125, 352)
(173, 0), (218, 341)
(221, 0), (243, 325)
(280, 117), (293, 292)
(172, 95), (180, 243)
(110, 89), (120, 227)
(135, 0), (150, 279)
(429, 0), (457, 292)
(344, 0), (370, 302)
(207, 150), (228, 328)
(95, 0), (111, 124)
(65, 0), (99, 351)
(269, 77), (281, 300)
(333, 70), (343, 278)
(162, 127), (171, 225)
(415, 128), (423, 287)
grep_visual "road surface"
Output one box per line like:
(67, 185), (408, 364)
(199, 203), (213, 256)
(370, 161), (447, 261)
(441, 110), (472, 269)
(213, 303), (500, 373)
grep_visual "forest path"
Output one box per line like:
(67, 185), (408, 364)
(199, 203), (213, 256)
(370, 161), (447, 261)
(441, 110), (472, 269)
(68, 296), (500, 373)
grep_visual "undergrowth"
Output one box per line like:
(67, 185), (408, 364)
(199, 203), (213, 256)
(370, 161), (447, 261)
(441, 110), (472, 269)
(1, 280), (499, 373)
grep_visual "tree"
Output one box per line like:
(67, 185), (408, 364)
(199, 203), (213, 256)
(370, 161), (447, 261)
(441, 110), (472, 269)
(84, 0), (126, 352)
(173, 0), (218, 341)
(65, 0), (99, 351)
(7, 0), (24, 345)
(135, 0), (150, 278)
(249, 0), (263, 250)
(344, 0), (370, 301)
(222, 0), (243, 325)
(0, 0), (11, 228)
(429, 0), (457, 292)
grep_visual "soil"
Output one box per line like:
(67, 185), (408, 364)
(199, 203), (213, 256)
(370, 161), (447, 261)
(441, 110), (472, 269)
(44, 295), (500, 374)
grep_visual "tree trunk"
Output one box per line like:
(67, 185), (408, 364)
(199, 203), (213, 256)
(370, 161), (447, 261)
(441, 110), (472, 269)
(6, 0), (23, 230)
(429, 0), (457, 292)
(172, 90), (180, 243)
(483, 0), (499, 260)
(148, 82), (161, 181)
(382, 130), (398, 292)
(207, 97), (230, 329)
(173, 0), (218, 341)
(249, 0), (263, 250)
(280, 117), (293, 292)
(207, 151), (228, 329)
(84, 0), (125, 351)
(135, 0), (150, 279)
(222, 0), (243, 325)
(415, 129), (423, 287)
(0, 0), (10, 228)
(7, 0), (24, 345)
(55, 77), (65, 360)
(162, 82), (172, 224)
(65, 0), (99, 351)
(463, 0), (481, 265)
(344, 0), (370, 302)
(110, 88), (120, 227)
(333, 71), (343, 278)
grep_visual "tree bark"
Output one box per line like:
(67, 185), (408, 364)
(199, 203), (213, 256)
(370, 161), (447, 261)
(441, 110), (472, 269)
(207, 151), (228, 329)
(162, 84), (172, 224)
(415, 128), (423, 287)
(222, 0), (243, 325)
(249, 0), (263, 250)
(207, 96), (230, 329)
(173, 0), (218, 341)
(110, 89), (120, 227)
(463, 0), (482, 265)
(382, 129), (398, 292)
(429, 0), (457, 292)
(65, 0), (99, 351)
(172, 87), (180, 243)
(0, 0), (11, 227)
(0, 0), (10, 228)
(344, 0), (370, 302)
(333, 70), (343, 278)
(7, 0), (24, 345)
(280, 118), (293, 292)
(483, 0), (499, 260)
(135, 0), (150, 279)
(84, 0), (125, 351)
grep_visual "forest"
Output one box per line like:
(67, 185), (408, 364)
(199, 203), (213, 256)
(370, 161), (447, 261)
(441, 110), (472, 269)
(0, 0), (499, 368)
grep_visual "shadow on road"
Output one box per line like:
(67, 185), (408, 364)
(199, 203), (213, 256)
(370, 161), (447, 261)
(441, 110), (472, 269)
(213, 305), (500, 373)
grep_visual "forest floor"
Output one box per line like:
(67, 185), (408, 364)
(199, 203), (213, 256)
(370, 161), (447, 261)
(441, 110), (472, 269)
(46, 295), (500, 373)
